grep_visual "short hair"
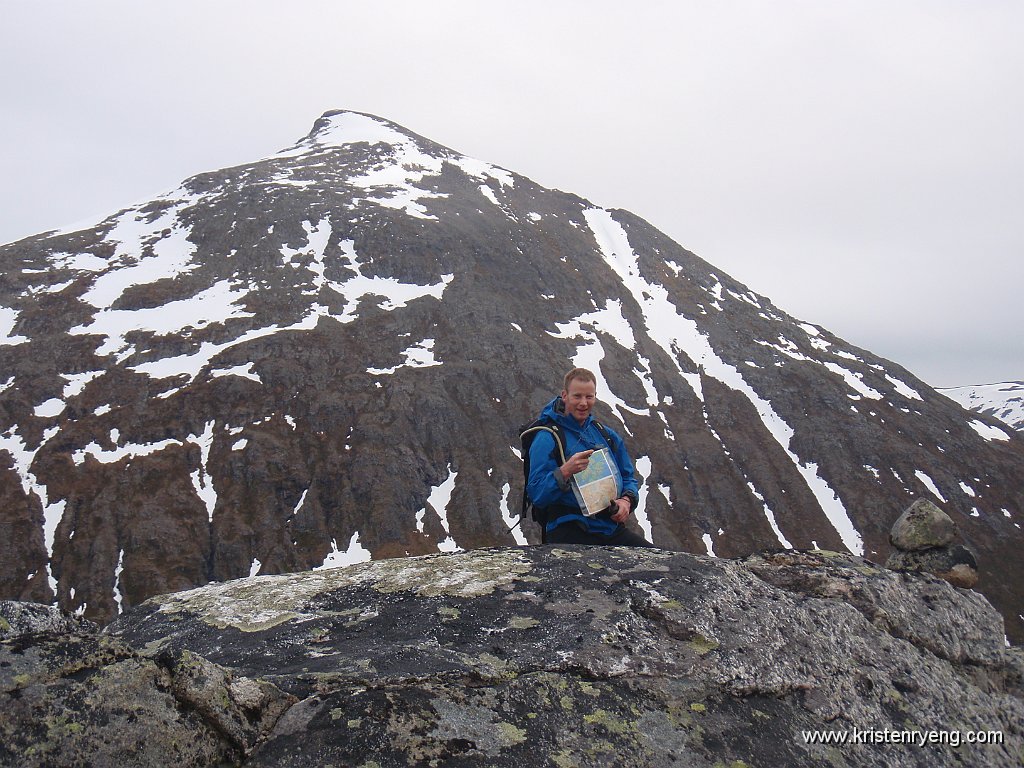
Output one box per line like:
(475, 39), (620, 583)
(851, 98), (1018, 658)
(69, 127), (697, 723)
(563, 367), (597, 392)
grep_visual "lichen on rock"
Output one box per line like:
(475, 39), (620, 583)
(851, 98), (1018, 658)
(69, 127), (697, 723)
(146, 547), (533, 633)
(99, 546), (1024, 767)
(5, 544), (1023, 766)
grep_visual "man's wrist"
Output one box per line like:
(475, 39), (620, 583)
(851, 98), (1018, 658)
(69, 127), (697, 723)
(554, 468), (571, 492)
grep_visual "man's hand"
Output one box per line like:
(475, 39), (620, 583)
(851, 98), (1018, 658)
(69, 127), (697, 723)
(560, 449), (595, 480)
(610, 497), (631, 523)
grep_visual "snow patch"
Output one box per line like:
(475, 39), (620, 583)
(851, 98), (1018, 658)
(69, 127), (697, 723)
(79, 208), (198, 310)
(702, 533), (717, 557)
(210, 362), (262, 383)
(656, 483), (672, 507)
(425, 464), (461, 553)
(632, 456), (654, 544)
(968, 419), (1012, 442)
(886, 374), (923, 400)
(316, 532), (373, 570)
(34, 398), (66, 418)
(914, 471), (947, 503)
(0, 426), (64, 562)
(62, 371), (104, 399)
(367, 338), (441, 375)
(746, 481), (792, 548)
(128, 239), (452, 382)
(479, 185), (500, 207)
(189, 421), (217, 521)
(499, 482), (528, 546)
(72, 279), (254, 359)
(0, 307), (28, 345)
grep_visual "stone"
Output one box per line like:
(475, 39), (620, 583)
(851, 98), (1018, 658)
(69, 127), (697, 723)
(0, 602), (295, 767)
(97, 547), (1021, 767)
(889, 499), (958, 551)
(886, 544), (980, 589)
(0, 600), (95, 638)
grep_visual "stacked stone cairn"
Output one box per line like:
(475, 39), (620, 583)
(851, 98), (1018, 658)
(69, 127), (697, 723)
(886, 498), (979, 588)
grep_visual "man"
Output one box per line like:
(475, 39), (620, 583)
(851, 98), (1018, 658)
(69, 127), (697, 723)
(526, 367), (653, 546)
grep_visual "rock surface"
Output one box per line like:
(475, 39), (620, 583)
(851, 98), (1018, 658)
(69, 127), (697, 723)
(0, 601), (295, 767)
(889, 499), (959, 551)
(89, 547), (1024, 767)
(1, 109), (1023, 643)
(887, 545), (980, 589)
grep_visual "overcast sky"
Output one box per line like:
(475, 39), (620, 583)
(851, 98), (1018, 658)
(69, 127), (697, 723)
(2, 1), (1021, 388)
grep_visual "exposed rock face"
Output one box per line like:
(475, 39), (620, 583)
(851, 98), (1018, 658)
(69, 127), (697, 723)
(97, 547), (1024, 767)
(0, 600), (295, 767)
(0, 599), (95, 638)
(1, 109), (1023, 641)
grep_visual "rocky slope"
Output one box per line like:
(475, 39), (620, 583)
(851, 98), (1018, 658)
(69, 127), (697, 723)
(4, 547), (1023, 767)
(940, 382), (1024, 432)
(1, 110), (1022, 639)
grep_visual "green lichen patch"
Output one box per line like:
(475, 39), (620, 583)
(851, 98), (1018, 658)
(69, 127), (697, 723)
(150, 549), (532, 632)
(583, 708), (634, 735)
(548, 548), (582, 559)
(687, 634), (720, 656)
(810, 549), (846, 559)
(437, 606), (461, 621)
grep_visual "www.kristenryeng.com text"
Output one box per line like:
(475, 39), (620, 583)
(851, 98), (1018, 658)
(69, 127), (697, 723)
(801, 727), (1004, 749)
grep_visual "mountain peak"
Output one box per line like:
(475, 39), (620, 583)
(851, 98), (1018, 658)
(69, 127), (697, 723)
(1, 111), (1022, 643)
(284, 109), (417, 154)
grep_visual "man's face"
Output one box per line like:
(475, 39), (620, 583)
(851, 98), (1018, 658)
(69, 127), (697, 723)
(561, 378), (597, 425)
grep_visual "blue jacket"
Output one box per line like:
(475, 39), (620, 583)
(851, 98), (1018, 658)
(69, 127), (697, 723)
(526, 397), (639, 536)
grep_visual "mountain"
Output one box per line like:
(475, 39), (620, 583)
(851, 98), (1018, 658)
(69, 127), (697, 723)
(940, 382), (1024, 432)
(1, 110), (1022, 640)
(5, 547), (1023, 767)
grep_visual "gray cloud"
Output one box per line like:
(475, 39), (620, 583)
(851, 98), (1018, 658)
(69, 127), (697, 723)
(2, 1), (1021, 387)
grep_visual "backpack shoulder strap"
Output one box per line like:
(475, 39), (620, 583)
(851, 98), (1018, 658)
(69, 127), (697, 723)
(518, 420), (570, 525)
(592, 420), (613, 450)
(520, 422), (568, 465)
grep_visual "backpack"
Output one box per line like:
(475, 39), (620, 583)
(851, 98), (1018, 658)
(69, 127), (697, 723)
(516, 416), (612, 529)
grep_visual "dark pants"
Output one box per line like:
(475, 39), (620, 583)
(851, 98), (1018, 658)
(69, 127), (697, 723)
(544, 521), (654, 548)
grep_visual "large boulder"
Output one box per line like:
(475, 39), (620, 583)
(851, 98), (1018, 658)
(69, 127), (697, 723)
(100, 546), (1022, 768)
(888, 499), (958, 551)
(887, 499), (980, 588)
